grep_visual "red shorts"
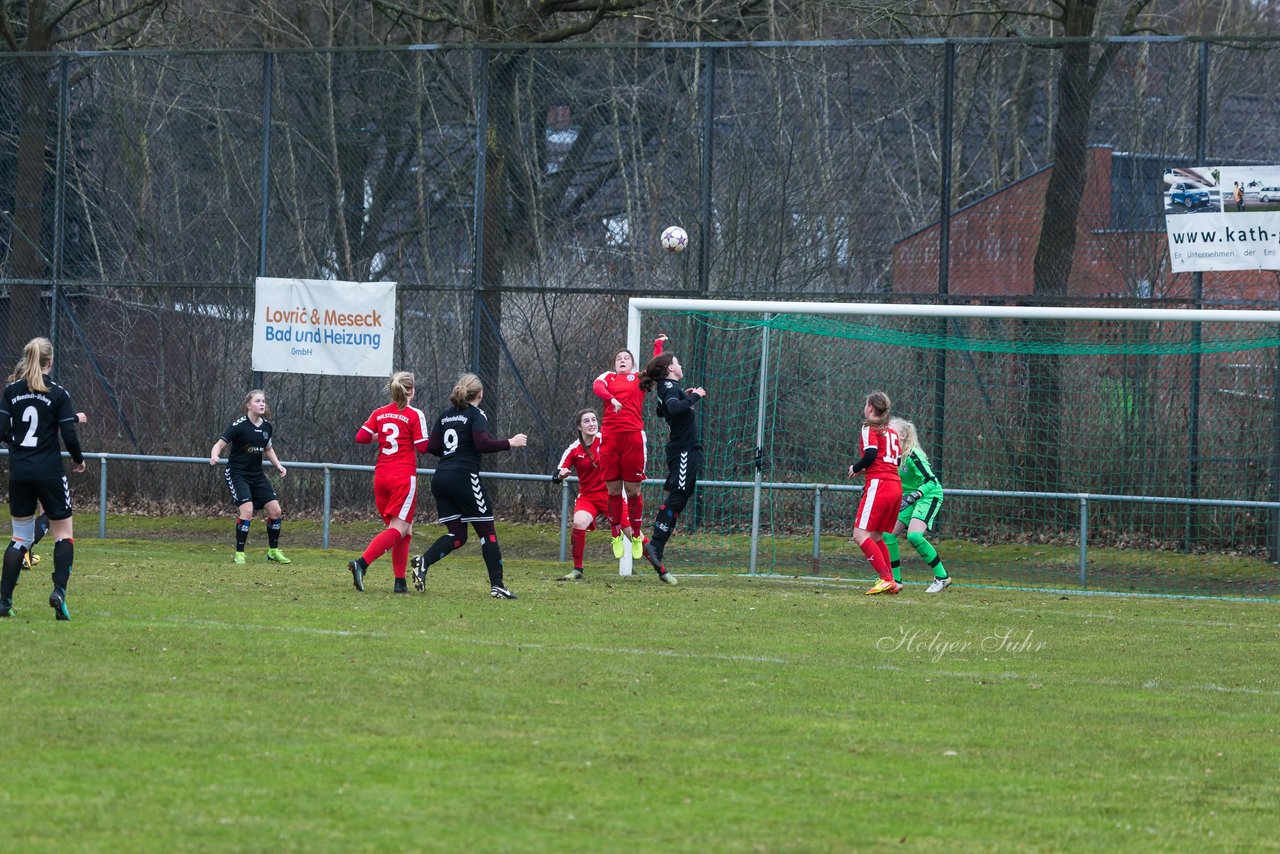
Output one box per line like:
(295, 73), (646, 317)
(374, 472), (419, 524)
(855, 477), (902, 533)
(599, 430), (646, 483)
(573, 493), (610, 530)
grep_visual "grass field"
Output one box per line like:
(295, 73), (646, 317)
(3, 520), (1278, 852)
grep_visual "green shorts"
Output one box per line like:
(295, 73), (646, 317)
(898, 491), (943, 530)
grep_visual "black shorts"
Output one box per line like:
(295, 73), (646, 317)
(431, 468), (493, 524)
(9, 477), (73, 521)
(224, 469), (278, 510)
(663, 448), (702, 495)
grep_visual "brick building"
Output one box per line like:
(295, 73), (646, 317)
(892, 145), (1280, 304)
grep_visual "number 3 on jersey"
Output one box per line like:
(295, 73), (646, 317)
(380, 421), (401, 455)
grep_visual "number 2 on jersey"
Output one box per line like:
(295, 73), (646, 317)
(19, 405), (40, 447)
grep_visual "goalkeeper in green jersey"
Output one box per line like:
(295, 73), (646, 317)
(884, 418), (951, 593)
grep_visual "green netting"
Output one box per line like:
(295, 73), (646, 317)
(687, 310), (1280, 356)
(635, 306), (1280, 597)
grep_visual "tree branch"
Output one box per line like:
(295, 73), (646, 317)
(0, 5), (19, 51)
(370, 0), (471, 32)
(52, 0), (165, 46)
(529, 3), (608, 43)
(1087, 0), (1157, 93)
(46, 0), (97, 34)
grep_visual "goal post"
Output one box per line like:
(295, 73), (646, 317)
(625, 298), (1280, 594)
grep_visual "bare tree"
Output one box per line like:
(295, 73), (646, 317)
(1, 0), (166, 360)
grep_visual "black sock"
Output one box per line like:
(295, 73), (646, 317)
(235, 519), (250, 551)
(481, 537), (504, 587)
(653, 505), (678, 539)
(650, 506), (678, 555)
(52, 539), (73, 590)
(267, 518), (282, 549)
(1, 543), (23, 600)
(32, 514), (49, 547)
(423, 534), (459, 568)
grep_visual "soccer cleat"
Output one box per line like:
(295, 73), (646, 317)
(266, 548), (291, 564)
(22, 551), (39, 570)
(926, 576), (953, 594)
(658, 570), (678, 585)
(233, 551), (246, 565)
(865, 578), (899, 596)
(631, 535), (645, 560)
(611, 534), (625, 559)
(393, 577), (409, 594)
(490, 585), (518, 600)
(348, 558), (366, 592)
(49, 588), (70, 621)
(0, 598), (13, 617)
(410, 554), (429, 591)
(559, 569), (584, 581)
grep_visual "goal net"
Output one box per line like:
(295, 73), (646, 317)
(627, 298), (1280, 597)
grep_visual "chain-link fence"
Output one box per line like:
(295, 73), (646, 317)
(4, 38), (1280, 560)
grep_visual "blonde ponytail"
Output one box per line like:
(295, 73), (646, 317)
(17, 337), (52, 393)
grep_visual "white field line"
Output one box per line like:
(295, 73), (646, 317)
(709, 573), (1280, 630)
(107, 616), (1280, 698)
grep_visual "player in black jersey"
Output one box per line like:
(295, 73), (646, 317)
(3, 359), (80, 574)
(0, 338), (86, 620)
(209, 389), (290, 566)
(410, 373), (528, 599)
(638, 350), (706, 585)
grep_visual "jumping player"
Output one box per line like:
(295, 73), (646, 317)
(410, 373), (528, 599)
(638, 349), (706, 585)
(846, 391), (903, 595)
(347, 371), (431, 594)
(209, 389), (289, 566)
(593, 334), (666, 560)
(0, 337), (86, 620)
(885, 418), (951, 593)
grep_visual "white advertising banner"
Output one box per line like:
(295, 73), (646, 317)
(1164, 165), (1280, 273)
(252, 277), (396, 377)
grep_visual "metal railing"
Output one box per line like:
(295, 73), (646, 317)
(5, 450), (1274, 587)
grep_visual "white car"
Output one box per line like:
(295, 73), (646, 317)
(1258, 186), (1280, 203)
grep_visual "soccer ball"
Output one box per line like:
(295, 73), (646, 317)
(660, 225), (689, 253)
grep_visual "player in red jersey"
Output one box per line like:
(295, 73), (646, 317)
(551, 408), (634, 581)
(592, 334), (666, 560)
(846, 391), (904, 596)
(347, 371), (430, 593)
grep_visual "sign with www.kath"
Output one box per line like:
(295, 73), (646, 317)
(1164, 164), (1280, 272)
(252, 277), (396, 377)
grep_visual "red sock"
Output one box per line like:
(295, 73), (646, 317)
(874, 538), (892, 576)
(362, 527), (403, 566)
(628, 494), (643, 537)
(860, 538), (893, 582)
(391, 533), (410, 580)
(571, 528), (586, 569)
(607, 494), (624, 537)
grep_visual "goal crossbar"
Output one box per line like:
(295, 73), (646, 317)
(626, 299), (1280, 356)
